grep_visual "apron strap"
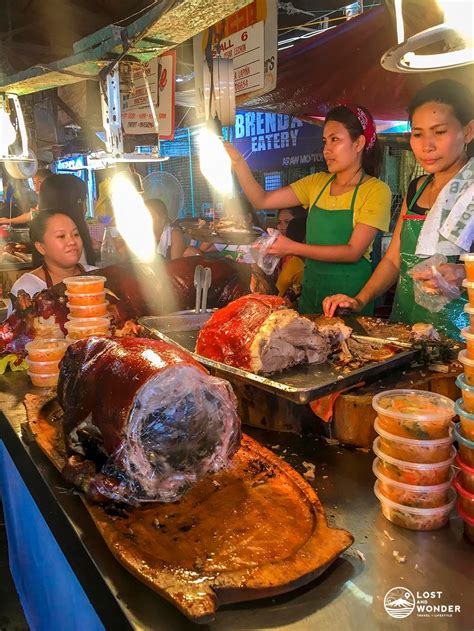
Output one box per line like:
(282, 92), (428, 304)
(349, 171), (366, 213)
(313, 174), (336, 207)
(406, 174), (433, 213)
(42, 263), (86, 288)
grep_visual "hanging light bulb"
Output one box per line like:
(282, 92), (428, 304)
(381, 0), (474, 72)
(0, 103), (17, 156)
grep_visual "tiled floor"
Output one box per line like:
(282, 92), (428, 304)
(0, 505), (29, 631)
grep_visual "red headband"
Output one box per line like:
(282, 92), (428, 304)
(342, 104), (377, 151)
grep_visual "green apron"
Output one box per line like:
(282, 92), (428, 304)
(298, 174), (374, 315)
(390, 175), (468, 340)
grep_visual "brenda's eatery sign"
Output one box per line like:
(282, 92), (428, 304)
(224, 110), (324, 171)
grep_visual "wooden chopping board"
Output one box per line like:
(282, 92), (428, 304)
(25, 393), (353, 624)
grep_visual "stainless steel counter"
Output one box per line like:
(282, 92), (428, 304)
(0, 371), (472, 630)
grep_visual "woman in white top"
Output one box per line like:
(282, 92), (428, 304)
(146, 198), (185, 260)
(10, 210), (96, 304)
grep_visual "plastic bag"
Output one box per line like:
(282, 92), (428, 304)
(251, 228), (281, 274)
(409, 254), (461, 312)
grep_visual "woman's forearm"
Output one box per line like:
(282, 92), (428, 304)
(356, 257), (400, 308)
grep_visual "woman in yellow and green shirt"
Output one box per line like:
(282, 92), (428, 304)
(225, 105), (391, 314)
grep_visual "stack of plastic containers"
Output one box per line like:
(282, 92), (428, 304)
(24, 338), (69, 388)
(453, 253), (474, 543)
(63, 275), (110, 341)
(372, 389), (456, 530)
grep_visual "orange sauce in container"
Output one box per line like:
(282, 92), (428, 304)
(459, 350), (474, 386)
(25, 338), (69, 362)
(64, 275), (106, 295)
(66, 291), (106, 306)
(461, 253), (474, 282)
(64, 317), (110, 340)
(67, 302), (108, 319)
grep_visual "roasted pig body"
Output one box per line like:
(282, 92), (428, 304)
(1, 257), (269, 358)
(196, 294), (329, 374)
(58, 336), (241, 504)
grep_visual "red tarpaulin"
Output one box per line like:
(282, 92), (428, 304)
(245, 4), (473, 121)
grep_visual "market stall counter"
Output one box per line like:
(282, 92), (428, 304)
(0, 371), (472, 630)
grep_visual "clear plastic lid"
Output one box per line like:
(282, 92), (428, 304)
(66, 302), (108, 311)
(374, 418), (453, 446)
(462, 279), (474, 289)
(25, 338), (68, 352)
(373, 458), (454, 492)
(455, 398), (474, 420)
(65, 291), (106, 298)
(453, 472), (474, 500)
(461, 327), (474, 341)
(458, 349), (474, 367)
(453, 422), (474, 448)
(374, 480), (456, 515)
(464, 304), (474, 315)
(455, 453), (474, 474)
(26, 358), (60, 368)
(27, 370), (59, 378)
(373, 437), (456, 469)
(64, 317), (110, 330)
(63, 275), (106, 286)
(456, 373), (474, 392)
(460, 253), (474, 262)
(372, 389), (455, 421)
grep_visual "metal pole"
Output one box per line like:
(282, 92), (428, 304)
(188, 128), (195, 216)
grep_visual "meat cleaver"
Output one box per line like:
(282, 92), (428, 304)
(335, 307), (368, 336)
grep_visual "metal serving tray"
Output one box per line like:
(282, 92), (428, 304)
(139, 314), (419, 405)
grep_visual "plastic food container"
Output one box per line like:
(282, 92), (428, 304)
(26, 358), (61, 373)
(461, 327), (474, 360)
(67, 301), (108, 319)
(65, 291), (106, 306)
(373, 459), (453, 508)
(374, 418), (453, 464)
(456, 374), (474, 414)
(374, 481), (455, 531)
(28, 371), (59, 388)
(456, 502), (474, 544)
(461, 253), (474, 282)
(25, 338), (69, 362)
(454, 422), (474, 468)
(456, 454), (474, 494)
(372, 389), (455, 440)
(453, 473), (474, 520)
(64, 317), (110, 340)
(464, 305), (474, 329)
(373, 437), (455, 485)
(64, 275), (106, 295)
(463, 279), (474, 307)
(458, 350), (474, 386)
(455, 399), (474, 441)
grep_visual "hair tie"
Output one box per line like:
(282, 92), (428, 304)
(341, 104), (377, 151)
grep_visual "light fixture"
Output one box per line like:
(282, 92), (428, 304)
(198, 125), (233, 196)
(0, 93), (34, 162)
(381, 0), (474, 72)
(88, 66), (169, 169)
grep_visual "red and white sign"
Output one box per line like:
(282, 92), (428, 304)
(122, 51), (175, 139)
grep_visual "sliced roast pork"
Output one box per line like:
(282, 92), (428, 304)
(58, 336), (241, 504)
(195, 295), (329, 374)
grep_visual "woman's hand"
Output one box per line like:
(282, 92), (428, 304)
(322, 294), (365, 317)
(223, 142), (245, 167)
(267, 234), (297, 257)
(412, 263), (466, 291)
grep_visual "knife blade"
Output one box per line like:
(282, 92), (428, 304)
(335, 308), (368, 336)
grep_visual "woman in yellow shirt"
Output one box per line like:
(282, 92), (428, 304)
(225, 104), (391, 314)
